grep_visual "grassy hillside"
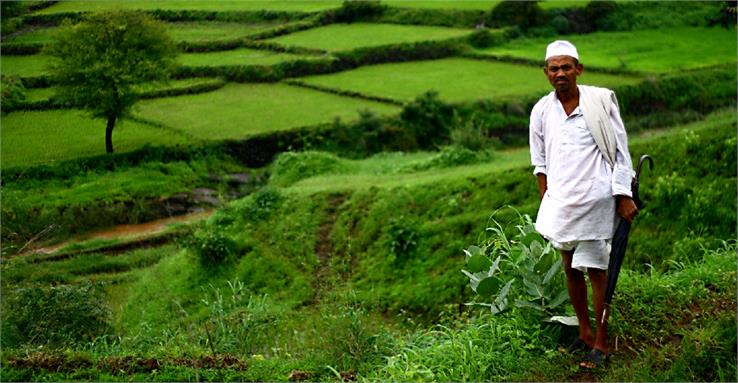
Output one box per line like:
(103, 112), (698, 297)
(3, 109), (734, 381)
(1, 1), (736, 381)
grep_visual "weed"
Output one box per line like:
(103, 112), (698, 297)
(462, 209), (569, 321)
(2, 282), (111, 348)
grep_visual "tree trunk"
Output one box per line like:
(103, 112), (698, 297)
(105, 115), (116, 153)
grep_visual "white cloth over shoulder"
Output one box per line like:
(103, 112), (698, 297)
(529, 85), (634, 243)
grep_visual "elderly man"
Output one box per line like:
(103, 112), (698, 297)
(529, 40), (638, 368)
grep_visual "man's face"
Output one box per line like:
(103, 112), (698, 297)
(544, 55), (582, 93)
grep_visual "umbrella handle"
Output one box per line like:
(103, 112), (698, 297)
(635, 154), (654, 182)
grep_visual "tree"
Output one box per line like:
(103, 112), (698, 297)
(486, 1), (548, 31)
(46, 11), (177, 153)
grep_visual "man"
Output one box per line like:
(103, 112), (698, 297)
(529, 40), (638, 368)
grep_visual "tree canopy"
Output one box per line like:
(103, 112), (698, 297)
(47, 11), (177, 153)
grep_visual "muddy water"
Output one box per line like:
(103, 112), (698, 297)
(33, 211), (213, 255)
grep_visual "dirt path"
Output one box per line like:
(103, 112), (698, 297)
(29, 211), (213, 255)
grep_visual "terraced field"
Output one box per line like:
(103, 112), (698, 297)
(133, 83), (400, 140)
(1, 110), (190, 168)
(473, 27), (738, 73)
(2, 22), (287, 45)
(265, 22), (473, 52)
(2, 1), (736, 381)
(0, 54), (50, 77)
(34, 0), (343, 13)
(297, 57), (641, 103)
(178, 48), (319, 67)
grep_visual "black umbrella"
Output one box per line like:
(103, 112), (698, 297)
(601, 154), (653, 325)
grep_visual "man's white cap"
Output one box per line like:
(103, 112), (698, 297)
(545, 40), (579, 61)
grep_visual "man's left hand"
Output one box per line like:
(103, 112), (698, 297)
(617, 196), (639, 223)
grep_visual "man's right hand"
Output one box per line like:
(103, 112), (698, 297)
(616, 195), (639, 223)
(536, 173), (547, 200)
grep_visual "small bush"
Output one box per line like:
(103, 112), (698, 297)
(2, 283), (111, 347)
(201, 282), (282, 355)
(329, 0), (386, 23)
(450, 113), (499, 151)
(1, 75), (27, 113)
(379, 7), (485, 28)
(319, 302), (393, 370)
(467, 29), (506, 48)
(401, 91), (455, 148)
(404, 146), (490, 173)
(188, 230), (238, 266)
(238, 187), (284, 221)
(384, 216), (420, 262)
(487, 1), (548, 31)
(270, 151), (346, 187)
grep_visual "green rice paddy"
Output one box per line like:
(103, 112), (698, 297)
(265, 22), (472, 52)
(1, 27), (57, 44)
(473, 27), (738, 73)
(299, 57), (640, 103)
(3, 22), (284, 45)
(23, 87), (56, 102)
(34, 1), (342, 14)
(1, 110), (190, 168)
(0, 54), (50, 77)
(22, 78), (222, 102)
(133, 83), (400, 140)
(179, 48), (316, 67)
(167, 21), (284, 42)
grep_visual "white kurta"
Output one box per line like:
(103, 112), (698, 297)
(529, 87), (633, 243)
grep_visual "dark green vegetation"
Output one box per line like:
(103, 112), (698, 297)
(1, 0), (736, 381)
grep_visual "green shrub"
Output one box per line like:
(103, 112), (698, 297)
(270, 151), (346, 187)
(319, 302), (394, 370)
(379, 7), (485, 28)
(462, 210), (568, 320)
(236, 187), (284, 221)
(326, 0), (386, 23)
(2, 283), (111, 347)
(401, 91), (455, 148)
(188, 230), (238, 266)
(487, 1), (548, 31)
(404, 146), (490, 173)
(450, 112), (500, 151)
(0, 75), (27, 113)
(599, 1), (722, 31)
(384, 216), (420, 262)
(201, 281), (282, 355)
(467, 29), (506, 49)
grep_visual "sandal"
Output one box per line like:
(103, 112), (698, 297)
(566, 338), (591, 354)
(580, 348), (608, 369)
